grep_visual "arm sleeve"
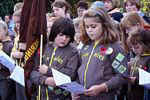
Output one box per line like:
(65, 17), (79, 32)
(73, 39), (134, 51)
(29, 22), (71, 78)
(105, 43), (129, 90)
(30, 69), (48, 85)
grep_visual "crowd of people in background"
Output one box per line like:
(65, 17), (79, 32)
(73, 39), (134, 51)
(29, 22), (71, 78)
(0, 0), (150, 100)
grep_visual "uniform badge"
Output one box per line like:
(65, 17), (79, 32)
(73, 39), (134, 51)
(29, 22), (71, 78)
(84, 45), (89, 50)
(116, 53), (125, 62)
(112, 60), (120, 68)
(117, 65), (127, 74)
(106, 47), (113, 55)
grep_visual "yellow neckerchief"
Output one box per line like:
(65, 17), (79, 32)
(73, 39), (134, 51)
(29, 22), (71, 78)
(0, 43), (3, 50)
(10, 34), (22, 66)
(84, 40), (99, 88)
(11, 34), (20, 53)
(130, 57), (138, 76)
(42, 47), (57, 100)
(49, 47), (57, 66)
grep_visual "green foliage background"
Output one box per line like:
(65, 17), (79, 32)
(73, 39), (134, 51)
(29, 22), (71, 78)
(141, 0), (150, 16)
(0, 0), (23, 19)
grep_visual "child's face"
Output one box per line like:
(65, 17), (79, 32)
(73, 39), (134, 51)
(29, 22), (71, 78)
(13, 16), (20, 32)
(104, 1), (113, 11)
(54, 33), (71, 47)
(125, 2), (138, 12)
(47, 18), (55, 34)
(132, 43), (143, 56)
(77, 7), (86, 17)
(53, 6), (66, 17)
(5, 16), (10, 23)
(84, 17), (103, 41)
(0, 28), (7, 40)
(125, 24), (140, 36)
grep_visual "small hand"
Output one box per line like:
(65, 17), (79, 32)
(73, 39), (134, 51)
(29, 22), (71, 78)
(128, 58), (135, 68)
(84, 83), (107, 96)
(45, 77), (56, 87)
(38, 64), (48, 74)
(128, 77), (136, 84)
(71, 93), (80, 100)
(11, 51), (24, 59)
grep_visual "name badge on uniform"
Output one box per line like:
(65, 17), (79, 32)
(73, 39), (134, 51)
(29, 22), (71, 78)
(106, 47), (113, 55)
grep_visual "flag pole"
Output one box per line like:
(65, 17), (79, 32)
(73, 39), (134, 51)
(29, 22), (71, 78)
(38, 34), (43, 100)
(40, 34), (43, 66)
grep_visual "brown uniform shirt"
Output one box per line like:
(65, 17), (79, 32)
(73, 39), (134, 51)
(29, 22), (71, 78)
(78, 42), (128, 100)
(30, 42), (80, 100)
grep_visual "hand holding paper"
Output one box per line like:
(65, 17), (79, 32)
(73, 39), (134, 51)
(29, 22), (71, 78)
(139, 68), (150, 89)
(0, 50), (15, 72)
(10, 65), (25, 86)
(51, 68), (85, 94)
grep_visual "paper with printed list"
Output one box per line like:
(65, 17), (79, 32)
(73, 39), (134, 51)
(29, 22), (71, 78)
(10, 65), (25, 86)
(0, 50), (15, 72)
(51, 68), (85, 94)
(139, 68), (150, 89)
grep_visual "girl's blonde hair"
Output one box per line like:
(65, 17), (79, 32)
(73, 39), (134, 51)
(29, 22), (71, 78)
(127, 28), (150, 53)
(120, 12), (149, 52)
(80, 7), (119, 45)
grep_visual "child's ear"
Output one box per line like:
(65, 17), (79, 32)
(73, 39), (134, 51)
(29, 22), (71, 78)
(62, 7), (66, 12)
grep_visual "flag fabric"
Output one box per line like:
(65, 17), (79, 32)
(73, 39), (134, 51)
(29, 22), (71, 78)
(18, 0), (47, 99)
(19, 0), (47, 79)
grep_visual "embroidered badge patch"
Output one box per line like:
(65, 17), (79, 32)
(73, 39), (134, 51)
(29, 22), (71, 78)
(117, 65), (127, 74)
(54, 56), (63, 64)
(106, 47), (113, 55)
(94, 53), (104, 61)
(116, 53), (125, 62)
(82, 53), (89, 57)
(84, 45), (89, 50)
(112, 60), (120, 68)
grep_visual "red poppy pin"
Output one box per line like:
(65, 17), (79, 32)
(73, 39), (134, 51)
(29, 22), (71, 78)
(100, 47), (113, 55)
(143, 66), (148, 70)
(100, 47), (107, 55)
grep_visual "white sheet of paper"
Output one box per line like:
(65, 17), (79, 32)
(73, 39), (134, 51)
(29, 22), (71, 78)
(139, 68), (150, 88)
(51, 68), (71, 86)
(0, 50), (15, 72)
(52, 68), (85, 94)
(10, 65), (25, 86)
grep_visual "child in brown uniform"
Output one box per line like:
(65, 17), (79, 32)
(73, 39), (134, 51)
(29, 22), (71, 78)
(72, 8), (129, 100)
(30, 17), (80, 100)
(127, 28), (150, 100)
